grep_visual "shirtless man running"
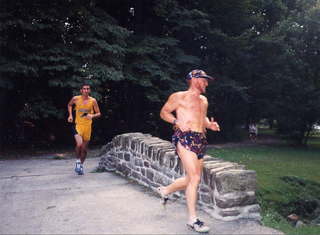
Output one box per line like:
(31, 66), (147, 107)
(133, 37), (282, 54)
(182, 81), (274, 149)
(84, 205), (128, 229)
(159, 69), (220, 233)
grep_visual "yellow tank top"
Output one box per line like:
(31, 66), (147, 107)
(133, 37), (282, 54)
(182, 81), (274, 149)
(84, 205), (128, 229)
(74, 96), (94, 125)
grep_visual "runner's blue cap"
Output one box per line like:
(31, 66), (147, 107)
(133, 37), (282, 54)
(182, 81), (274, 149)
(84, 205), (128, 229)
(186, 69), (215, 81)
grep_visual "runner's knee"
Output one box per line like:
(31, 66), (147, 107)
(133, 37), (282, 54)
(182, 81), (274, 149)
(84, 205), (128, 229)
(76, 143), (82, 148)
(189, 174), (201, 186)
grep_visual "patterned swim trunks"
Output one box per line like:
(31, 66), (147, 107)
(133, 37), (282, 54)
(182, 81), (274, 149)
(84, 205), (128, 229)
(172, 128), (208, 159)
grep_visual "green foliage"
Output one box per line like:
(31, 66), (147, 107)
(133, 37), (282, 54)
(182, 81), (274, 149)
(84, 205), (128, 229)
(19, 97), (64, 120)
(1, 0), (320, 146)
(261, 206), (320, 235)
(208, 145), (320, 235)
(267, 4), (320, 145)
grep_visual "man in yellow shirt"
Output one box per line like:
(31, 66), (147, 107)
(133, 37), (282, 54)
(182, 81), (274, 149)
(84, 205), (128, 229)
(67, 84), (101, 175)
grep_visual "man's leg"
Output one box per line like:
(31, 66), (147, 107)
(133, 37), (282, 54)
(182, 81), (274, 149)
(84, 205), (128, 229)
(74, 134), (83, 160)
(176, 143), (210, 232)
(74, 134), (83, 174)
(161, 176), (189, 195)
(76, 140), (89, 175)
(79, 125), (91, 164)
(159, 145), (190, 196)
(160, 145), (203, 197)
(80, 140), (89, 164)
(176, 142), (203, 221)
(158, 174), (190, 205)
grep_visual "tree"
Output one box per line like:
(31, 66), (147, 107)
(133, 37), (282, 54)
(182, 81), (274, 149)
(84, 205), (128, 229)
(1, 0), (319, 147)
(272, 3), (320, 144)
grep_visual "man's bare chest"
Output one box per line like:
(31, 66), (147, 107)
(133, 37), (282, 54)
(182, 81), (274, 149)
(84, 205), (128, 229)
(180, 97), (205, 112)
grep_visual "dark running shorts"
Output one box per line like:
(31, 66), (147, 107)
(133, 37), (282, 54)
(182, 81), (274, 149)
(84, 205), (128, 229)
(172, 128), (208, 159)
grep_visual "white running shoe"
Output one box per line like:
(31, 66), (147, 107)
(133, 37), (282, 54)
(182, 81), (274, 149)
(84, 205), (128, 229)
(187, 219), (210, 233)
(157, 187), (169, 206)
(75, 161), (81, 174)
(78, 164), (84, 175)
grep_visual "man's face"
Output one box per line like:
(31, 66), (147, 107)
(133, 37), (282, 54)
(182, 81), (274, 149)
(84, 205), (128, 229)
(80, 85), (90, 96)
(197, 78), (209, 93)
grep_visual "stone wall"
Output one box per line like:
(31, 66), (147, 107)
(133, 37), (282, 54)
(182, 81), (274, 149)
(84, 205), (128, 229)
(98, 132), (261, 221)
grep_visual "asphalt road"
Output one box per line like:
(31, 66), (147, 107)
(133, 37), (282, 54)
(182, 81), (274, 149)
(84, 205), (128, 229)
(0, 157), (283, 234)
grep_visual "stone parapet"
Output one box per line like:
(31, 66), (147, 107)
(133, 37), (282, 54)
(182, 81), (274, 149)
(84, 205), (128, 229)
(98, 132), (261, 221)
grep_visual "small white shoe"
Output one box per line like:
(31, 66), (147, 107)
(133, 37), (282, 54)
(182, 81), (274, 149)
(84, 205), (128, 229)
(157, 187), (169, 206)
(187, 219), (210, 233)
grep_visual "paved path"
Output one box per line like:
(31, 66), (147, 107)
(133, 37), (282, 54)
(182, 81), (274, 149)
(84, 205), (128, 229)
(0, 157), (283, 234)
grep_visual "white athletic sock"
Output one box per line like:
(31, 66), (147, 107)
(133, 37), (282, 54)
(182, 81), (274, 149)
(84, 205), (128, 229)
(76, 159), (81, 163)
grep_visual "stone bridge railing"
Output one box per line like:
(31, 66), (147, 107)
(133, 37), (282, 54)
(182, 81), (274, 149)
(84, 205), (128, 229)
(97, 133), (261, 221)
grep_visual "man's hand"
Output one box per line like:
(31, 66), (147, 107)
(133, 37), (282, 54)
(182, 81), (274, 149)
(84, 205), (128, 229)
(67, 116), (73, 123)
(85, 114), (94, 120)
(207, 117), (220, 131)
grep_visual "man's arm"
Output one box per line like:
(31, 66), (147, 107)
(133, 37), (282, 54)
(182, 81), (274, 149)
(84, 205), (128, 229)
(201, 96), (212, 129)
(87, 99), (101, 119)
(202, 96), (220, 132)
(67, 97), (76, 123)
(160, 93), (179, 125)
(205, 117), (220, 131)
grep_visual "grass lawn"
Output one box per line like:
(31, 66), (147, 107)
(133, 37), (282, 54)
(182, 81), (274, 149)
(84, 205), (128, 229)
(308, 135), (320, 148)
(259, 127), (320, 148)
(207, 144), (320, 235)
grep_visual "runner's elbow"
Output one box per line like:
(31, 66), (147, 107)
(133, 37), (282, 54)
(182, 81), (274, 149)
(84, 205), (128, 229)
(160, 110), (169, 121)
(159, 109), (165, 119)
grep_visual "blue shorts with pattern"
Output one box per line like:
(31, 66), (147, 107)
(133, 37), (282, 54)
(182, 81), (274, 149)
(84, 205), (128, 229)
(172, 128), (208, 159)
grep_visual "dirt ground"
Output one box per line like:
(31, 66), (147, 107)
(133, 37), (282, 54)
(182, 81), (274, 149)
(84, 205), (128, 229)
(0, 145), (103, 160)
